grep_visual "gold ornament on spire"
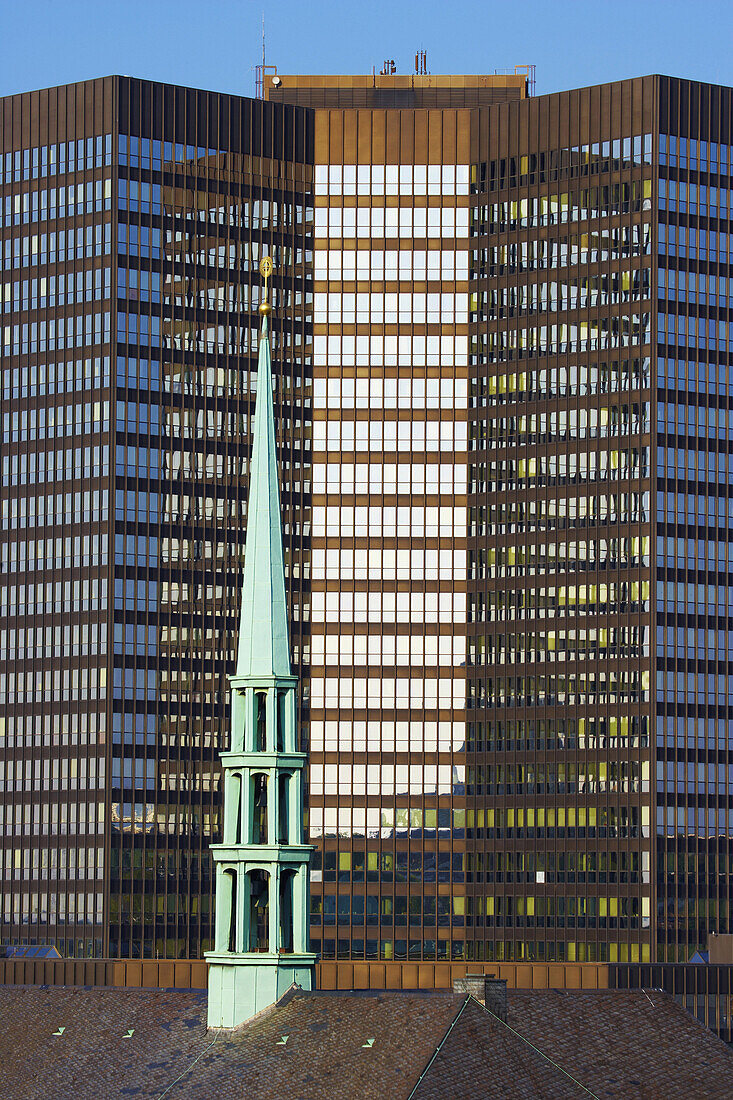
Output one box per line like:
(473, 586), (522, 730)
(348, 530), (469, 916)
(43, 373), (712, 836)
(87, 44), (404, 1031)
(259, 255), (273, 315)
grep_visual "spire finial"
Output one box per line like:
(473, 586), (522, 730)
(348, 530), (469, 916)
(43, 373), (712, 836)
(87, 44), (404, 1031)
(259, 255), (273, 316)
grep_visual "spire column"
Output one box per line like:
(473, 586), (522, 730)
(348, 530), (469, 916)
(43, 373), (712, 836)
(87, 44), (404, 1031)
(268, 764), (278, 845)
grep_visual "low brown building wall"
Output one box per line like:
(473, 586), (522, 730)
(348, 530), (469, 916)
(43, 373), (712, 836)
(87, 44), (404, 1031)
(0, 957), (208, 989)
(316, 961), (610, 990)
(0, 957), (608, 992)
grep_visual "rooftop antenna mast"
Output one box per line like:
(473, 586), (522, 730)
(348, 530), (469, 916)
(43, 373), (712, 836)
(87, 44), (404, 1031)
(255, 12), (265, 99)
(414, 49), (428, 75)
(255, 11), (279, 99)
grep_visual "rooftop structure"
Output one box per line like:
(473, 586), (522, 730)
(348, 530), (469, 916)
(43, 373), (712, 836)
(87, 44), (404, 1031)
(265, 71), (529, 108)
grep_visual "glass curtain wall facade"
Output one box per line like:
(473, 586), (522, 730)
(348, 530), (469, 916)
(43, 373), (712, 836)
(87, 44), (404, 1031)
(300, 78), (659, 965)
(282, 73), (733, 967)
(655, 77), (733, 962)
(309, 109), (472, 962)
(0, 77), (313, 958)
(1, 78), (115, 959)
(468, 79), (655, 964)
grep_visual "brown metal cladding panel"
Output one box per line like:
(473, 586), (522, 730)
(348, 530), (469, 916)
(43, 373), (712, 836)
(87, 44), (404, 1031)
(320, 110), (337, 163)
(356, 110), (373, 163)
(384, 962), (408, 987)
(316, 961), (338, 989)
(343, 111), (358, 162)
(396, 110), (412, 163)
(426, 110), (443, 162)
(413, 111), (428, 160)
(384, 111), (400, 162)
(369, 110), (385, 163)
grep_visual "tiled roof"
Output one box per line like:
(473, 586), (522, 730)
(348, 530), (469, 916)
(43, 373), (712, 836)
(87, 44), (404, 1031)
(507, 988), (733, 1100)
(0, 986), (462, 1100)
(0, 984), (730, 1099)
(414, 988), (733, 1099)
(0, 986), (212, 1100)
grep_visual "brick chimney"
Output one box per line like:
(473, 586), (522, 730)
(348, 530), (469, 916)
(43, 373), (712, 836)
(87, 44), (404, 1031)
(484, 976), (508, 1021)
(452, 974), (508, 1021)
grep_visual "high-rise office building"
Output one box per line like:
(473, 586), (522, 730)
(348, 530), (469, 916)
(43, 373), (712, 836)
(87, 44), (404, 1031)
(2, 71), (732, 966)
(0, 77), (313, 958)
(271, 71), (733, 967)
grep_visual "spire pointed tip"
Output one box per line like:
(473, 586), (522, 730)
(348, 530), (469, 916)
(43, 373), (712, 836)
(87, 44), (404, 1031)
(236, 256), (290, 680)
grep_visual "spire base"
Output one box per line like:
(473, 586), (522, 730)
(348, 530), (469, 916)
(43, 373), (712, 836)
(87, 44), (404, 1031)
(206, 952), (317, 1028)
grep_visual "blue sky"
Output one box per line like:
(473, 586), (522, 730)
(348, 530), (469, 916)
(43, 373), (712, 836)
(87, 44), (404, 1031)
(1, 0), (731, 99)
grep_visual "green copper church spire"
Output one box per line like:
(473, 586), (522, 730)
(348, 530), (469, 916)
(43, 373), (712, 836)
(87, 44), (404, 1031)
(235, 299), (291, 679)
(206, 259), (315, 1029)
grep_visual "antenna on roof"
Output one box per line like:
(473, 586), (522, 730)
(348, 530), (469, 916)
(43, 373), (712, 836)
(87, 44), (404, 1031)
(254, 12), (278, 99)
